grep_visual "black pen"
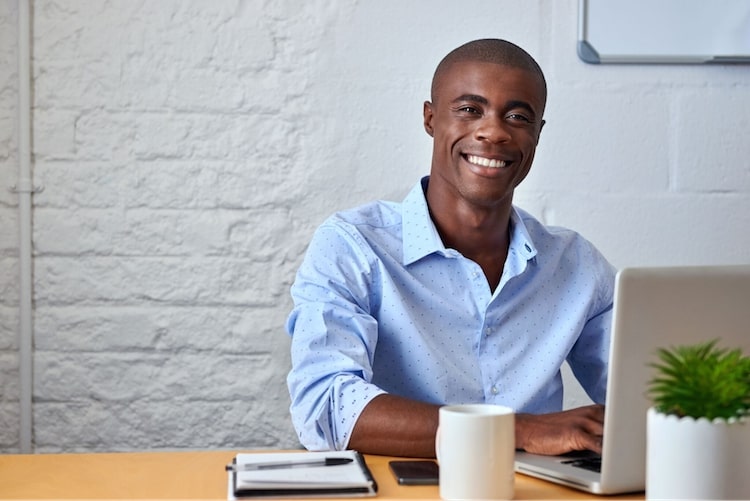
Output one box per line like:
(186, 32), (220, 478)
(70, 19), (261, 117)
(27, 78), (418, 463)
(226, 457), (354, 472)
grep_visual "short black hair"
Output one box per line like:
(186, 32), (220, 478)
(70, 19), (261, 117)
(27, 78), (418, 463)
(431, 39), (547, 104)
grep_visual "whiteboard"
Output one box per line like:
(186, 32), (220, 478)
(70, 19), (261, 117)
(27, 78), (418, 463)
(578, 0), (750, 64)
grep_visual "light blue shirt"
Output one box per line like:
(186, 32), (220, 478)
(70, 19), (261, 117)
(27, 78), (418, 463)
(286, 177), (616, 451)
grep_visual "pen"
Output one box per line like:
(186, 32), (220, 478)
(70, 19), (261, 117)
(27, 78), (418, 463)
(226, 457), (354, 471)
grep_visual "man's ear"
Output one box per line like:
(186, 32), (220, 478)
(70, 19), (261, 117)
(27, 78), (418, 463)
(537, 119), (546, 142)
(423, 101), (434, 137)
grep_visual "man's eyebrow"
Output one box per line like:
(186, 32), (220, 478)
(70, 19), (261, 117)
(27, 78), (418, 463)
(451, 94), (489, 105)
(506, 100), (538, 116)
(451, 95), (538, 116)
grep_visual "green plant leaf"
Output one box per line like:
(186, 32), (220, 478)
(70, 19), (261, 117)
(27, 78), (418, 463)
(647, 339), (750, 420)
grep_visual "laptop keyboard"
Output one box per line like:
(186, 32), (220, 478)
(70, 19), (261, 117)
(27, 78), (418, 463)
(560, 451), (602, 473)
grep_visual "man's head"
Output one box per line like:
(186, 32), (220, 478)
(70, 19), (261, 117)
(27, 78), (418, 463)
(423, 39), (547, 211)
(430, 39), (547, 109)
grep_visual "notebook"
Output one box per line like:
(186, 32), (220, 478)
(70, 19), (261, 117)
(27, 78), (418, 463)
(226, 450), (377, 499)
(515, 265), (750, 494)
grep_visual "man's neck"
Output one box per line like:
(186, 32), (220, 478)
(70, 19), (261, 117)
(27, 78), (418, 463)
(425, 183), (513, 291)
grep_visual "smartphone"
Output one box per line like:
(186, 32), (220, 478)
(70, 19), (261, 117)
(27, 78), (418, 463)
(388, 460), (439, 485)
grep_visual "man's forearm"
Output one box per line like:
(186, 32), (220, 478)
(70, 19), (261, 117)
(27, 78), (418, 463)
(348, 395), (606, 458)
(347, 393), (440, 457)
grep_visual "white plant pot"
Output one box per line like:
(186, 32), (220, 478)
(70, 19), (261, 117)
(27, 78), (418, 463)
(647, 407), (750, 500)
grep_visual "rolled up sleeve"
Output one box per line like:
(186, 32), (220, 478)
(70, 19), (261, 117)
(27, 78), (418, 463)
(285, 222), (387, 450)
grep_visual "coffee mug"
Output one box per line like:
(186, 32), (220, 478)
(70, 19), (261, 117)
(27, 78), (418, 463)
(436, 404), (515, 500)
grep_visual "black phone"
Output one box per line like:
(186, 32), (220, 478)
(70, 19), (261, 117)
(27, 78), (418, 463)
(388, 460), (439, 485)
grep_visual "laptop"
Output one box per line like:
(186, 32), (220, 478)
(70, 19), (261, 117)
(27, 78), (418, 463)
(515, 265), (750, 494)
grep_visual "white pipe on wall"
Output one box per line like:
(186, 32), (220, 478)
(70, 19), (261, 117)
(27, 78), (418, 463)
(17, 0), (34, 454)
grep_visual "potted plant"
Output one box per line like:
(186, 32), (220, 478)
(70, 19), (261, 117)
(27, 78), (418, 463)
(646, 339), (750, 500)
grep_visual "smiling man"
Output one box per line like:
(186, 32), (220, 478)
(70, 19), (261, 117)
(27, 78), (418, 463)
(286, 39), (616, 458)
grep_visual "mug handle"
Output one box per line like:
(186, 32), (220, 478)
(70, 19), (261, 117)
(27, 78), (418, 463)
(435, 425), (441, 462)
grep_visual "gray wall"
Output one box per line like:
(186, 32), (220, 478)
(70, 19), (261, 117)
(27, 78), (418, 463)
(1, 0), (748, 452)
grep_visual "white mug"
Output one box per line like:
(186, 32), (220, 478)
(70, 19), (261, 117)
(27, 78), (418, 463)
(436, 404), (515, 500)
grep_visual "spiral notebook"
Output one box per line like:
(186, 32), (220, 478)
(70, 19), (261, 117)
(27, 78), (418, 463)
(226, 450), (377, 499)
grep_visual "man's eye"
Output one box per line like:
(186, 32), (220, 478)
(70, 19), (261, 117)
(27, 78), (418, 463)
(457, 106), (480, 114)
(507, 113), (533, 123)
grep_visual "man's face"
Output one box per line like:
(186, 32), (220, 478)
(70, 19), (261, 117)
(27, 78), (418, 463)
(423, 61), (546, 209)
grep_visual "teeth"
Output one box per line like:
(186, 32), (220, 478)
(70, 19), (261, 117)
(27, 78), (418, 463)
(467, 154), (507, 169)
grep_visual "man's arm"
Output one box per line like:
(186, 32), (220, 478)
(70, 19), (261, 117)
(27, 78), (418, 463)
(348, 394), (440, 458)
(348, 394), (605, 457)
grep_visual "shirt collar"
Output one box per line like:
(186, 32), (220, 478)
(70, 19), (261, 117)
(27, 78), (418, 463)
(402, 177), (446, 265)
(504, 207), (538, 281)
(508, 207), (538, 262)
(401, 176), (539, 265)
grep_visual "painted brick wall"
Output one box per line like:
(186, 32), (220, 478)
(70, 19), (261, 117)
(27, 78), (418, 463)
(1, 0), (21, 451)
(1, 0), (749, 452)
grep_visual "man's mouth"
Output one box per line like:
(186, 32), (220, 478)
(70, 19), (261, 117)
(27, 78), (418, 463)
(465, 154), (508, 169)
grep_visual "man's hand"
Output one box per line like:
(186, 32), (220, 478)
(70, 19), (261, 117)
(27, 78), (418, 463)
(515, 404), (605, 455)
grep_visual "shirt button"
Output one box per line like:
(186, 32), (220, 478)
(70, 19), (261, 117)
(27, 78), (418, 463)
(491, 386), (499, 395)
(485, 327), (492, 337)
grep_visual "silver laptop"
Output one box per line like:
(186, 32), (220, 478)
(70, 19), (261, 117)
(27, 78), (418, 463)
(515, 265), (750, 495)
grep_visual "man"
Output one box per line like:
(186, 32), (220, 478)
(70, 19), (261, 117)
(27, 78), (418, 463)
(286, 39), (615, 458)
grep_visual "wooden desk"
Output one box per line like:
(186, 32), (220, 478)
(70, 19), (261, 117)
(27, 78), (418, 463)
(0, 450), (644, 499)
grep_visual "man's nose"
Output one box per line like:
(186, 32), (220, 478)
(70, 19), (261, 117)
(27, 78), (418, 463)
(474, 115), (512, 143)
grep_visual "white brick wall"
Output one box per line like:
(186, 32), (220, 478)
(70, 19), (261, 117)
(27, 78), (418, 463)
(1, 0), (749, 452)
(1, 0), (20, 451)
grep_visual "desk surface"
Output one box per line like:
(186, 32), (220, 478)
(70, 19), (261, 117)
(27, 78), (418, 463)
(0, 450), (644, 500)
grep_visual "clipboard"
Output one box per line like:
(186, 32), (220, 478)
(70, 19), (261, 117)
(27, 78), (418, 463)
(578, 0), (750, 64)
